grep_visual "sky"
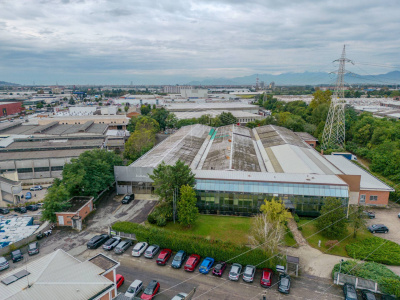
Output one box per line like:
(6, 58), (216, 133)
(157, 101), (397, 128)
(1, 0), (400, 85)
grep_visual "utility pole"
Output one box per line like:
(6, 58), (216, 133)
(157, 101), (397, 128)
(322, 45), (353, 150)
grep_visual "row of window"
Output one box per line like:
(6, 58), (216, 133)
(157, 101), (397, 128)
(2, 166), (65, 173)
(195, 179), (349, 198)
(360, 194), (378, 201)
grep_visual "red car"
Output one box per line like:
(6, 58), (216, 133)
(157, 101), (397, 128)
(116, 274), (124, 289)
(184, 254), (201, 272)
(156, 249), (172, 266)
(141, 280), (160, 300)
(260, 268), (273, 287)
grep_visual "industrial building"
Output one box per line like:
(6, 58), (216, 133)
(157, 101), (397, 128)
(0, 249), (120, 300)
(0, 216), (39, 249)
(173, 110), (266, 125)
(0, 119), (125, 181)
(0, 102), (22, 118)
(115, 124), (394, 216)
(55, 196), (94, 231)
(0, 174), (22, 207)
(164, 102), (260, 114)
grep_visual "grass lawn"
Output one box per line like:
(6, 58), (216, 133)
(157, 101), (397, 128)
(148, 215), (297, 247)
(298, 219), (373, 257)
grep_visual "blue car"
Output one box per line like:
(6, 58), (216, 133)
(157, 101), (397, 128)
(199, 257), (214, 274)
(25, 192), (32, 200)
(171, 250), (187, 269)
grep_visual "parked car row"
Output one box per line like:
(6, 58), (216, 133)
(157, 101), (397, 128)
(0, 242), (40, 272)
(122, 278), (187, 300)
(90, 236), (290, 294)
(343, 283), (396, 300)
(0, 204), (40, 215)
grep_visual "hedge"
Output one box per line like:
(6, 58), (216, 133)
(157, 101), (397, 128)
(346, 237), (400, 265)
(112, 221), (281, 269)
(332, 261), (400, 297)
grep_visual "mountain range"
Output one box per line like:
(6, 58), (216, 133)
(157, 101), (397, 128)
(187, 71), (400, 86)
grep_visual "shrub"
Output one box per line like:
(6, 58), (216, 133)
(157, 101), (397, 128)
(297, 226), (303, 231)
(286, 231), (294, 239)
(293, 214), (300, 223)
(112, 221), (279, 268)
(325, 240), (339, 249)
(147, 213), (156, 224)
(346, 237), (400, 265)
(155, 215), (166, 227)
(331, 261), (400, 298)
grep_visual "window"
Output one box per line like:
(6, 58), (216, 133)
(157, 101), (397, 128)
(369, 195), (378, 201)
(34, 167), (50, 172)
(360, 194), (366, 203)
(51, 166), (64, 171)
(17, 168), (32, 173)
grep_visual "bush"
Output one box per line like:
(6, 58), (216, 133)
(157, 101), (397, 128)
(293, 214), (300, 223)
(147, 213), (156, 224)
(346, 237), (400, 265)
(297, 226), (303, 231)
(331, 261), (400, 298)
(325, 240), (339, 249)
(286, 231), (294, 239)
(112, 221), (279, 268)
(155, 215), (166, 227)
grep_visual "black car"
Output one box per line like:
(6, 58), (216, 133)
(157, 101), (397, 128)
(87, 234), (110, 249)
(343, 283), (358, 300)
(363, 211), (375, 219)
(277, 273), (291, 294)
(121, 194), (135, 204)
(11, 250), (23, 263)
(0, 208), (9, 214)
(28, 242), (39, 256)
(14, 207), (27, 214)
(26, 205), (39, 211)
(368, 224), (389, 234)
(361, 290), (376, 300)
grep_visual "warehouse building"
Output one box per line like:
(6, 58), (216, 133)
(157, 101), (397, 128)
(0, 102), (22, 117)
(173, 110), (266, 125)
(115, 124), (393, 216)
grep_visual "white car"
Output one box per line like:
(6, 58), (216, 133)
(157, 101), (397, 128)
(228, 263), (242, 281)
(132, 242), (148, 257)
(30, 185), (43, 191)
(124, 280), (143, 299)
(171, 293), (188, 300)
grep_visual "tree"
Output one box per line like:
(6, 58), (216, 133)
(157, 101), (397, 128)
(69, 97), (75, 105)
(36, 102), (44, 109)
(41, 179), (70, 222)
(124, 105), (129, 113)
(140, 104), (151, 115)
(127, 115), (159, 133)
(62, 149), (123, 197)
(316, 197), (347, 238)
(165, 113), (178, 129)
(218, 112), (238, 126)
(348, 205), (367, 238)
(123, 128), (156, 162)
(150, 160), (195, 217)
(178, 185), (199, 227)
(259, 198), (292, 225)
(309, 90), (332, 110)
(151, 108), (169, 130)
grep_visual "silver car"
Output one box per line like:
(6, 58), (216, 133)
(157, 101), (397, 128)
(124, 280), (143, 299)
(0, 257), (9, 271)
(229, 263), (242, 281)
(242, 265), (256, 283)
(132, 242), (148, 257)
(144, 245), (160, 258)
(103, 236), (121, 251)
(114, 240), (132, 254)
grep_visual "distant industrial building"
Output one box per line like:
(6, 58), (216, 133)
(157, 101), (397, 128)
(173, 110), (266, 125)
(164, 102), (260, 114)
(0, 102), (22, 118)
(180, 88), (208, 98)
(163, 85), (193, 94)
(115, 124), (393, 216)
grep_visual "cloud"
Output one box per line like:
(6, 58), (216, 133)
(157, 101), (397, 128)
(0, 0), (399, 84)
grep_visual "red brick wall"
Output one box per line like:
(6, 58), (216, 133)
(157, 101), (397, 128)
(304, 140), (316, 148)
(78, 199), (93, 220)
(0, 102), (22, 117)
(55, 213), (74, 226)
(359, 190), (390, 206)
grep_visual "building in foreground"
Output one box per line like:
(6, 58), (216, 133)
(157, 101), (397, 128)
(0, 249), (119, 300)
(55, 196), (94, 231)
(115, 124), (394, 216)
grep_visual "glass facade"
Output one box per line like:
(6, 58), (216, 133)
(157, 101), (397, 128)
(195, 179), (349, 217)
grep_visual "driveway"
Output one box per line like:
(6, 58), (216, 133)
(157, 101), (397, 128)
(365, 206), (400, 245)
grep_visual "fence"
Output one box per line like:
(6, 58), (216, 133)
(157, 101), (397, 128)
(334, 272), (380, 293)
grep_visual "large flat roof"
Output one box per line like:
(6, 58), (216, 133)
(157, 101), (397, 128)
(164, 102), (258, 112)
(174, 110), (263, 120)
(0, 123), (107, 136)
(0, 149), (88, 161)
(324, 155), (394, 192)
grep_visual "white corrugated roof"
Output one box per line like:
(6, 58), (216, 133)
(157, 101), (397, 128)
(0, 249), (114, 300)
(324, 155), (394, 192)
(193, 169), (347, 186)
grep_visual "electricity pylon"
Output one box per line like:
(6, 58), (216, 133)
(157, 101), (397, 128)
(321, 45), (353, 150)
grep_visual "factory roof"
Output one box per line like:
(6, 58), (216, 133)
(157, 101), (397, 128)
(0, 149), (88, 161)
(56, 197), (94, 213)
(129, 124), (342, 181)
(295, 132), (318, 142)
(173, 110), (264, 120)
(0, 123), (107, 136)
(0, 249), (115, 300)
(164, 102), (258, 112)
(324, 155), (395, 192)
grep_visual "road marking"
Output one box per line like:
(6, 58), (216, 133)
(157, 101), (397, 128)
(112, 203), (122, 215)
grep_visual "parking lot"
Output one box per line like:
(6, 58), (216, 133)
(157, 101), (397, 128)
(366, 206), (400, 245)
